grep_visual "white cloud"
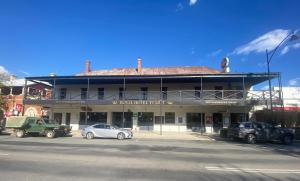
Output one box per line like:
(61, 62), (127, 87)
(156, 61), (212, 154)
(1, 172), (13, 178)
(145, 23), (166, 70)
(233, 29), (291, 55)
(176, 3), (184, 11)
(257, 62), (267, 67)
(241, 58), (247, 62)
(280, 43), (300, 55)
(0, 65), (10, 81)
(191, 48), (195, 55)
(289, 78), (300, 86)
(0, 65), (9, 75)
(19, 70), (30, 76)
(189, 0), (198, 6)
(208, 49), (222, 57)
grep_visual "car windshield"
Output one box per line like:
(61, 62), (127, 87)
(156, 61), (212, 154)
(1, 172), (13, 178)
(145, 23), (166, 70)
(111, 125), (119, 129)
(43, 119), (57, 124)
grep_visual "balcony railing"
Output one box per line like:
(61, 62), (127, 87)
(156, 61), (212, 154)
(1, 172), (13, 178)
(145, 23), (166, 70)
(23, 90), (282, 106)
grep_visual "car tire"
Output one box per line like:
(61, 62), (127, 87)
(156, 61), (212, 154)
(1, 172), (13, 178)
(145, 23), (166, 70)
(282, 135), (293, 145)
(117, 132), (125, 140)
(86, 132), (94, 140)
(16, 130), (25, 138)
(46, 131), (56, 138)
(246, 134), (256, 144)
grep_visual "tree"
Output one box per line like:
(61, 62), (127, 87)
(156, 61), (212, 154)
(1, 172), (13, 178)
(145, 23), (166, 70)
(0, 72), (9, 111)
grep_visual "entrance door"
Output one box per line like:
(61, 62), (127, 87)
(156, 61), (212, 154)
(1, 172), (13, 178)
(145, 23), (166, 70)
(65, 113), (71, 125)
(213, 113), (223, 133)
(186, 113), (205, 131)
(138, 112), (154, 131)
(112, 112), (133, 128)
(54, 113), (63, 125)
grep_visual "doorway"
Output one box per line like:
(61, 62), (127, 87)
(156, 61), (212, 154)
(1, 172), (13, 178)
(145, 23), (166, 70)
(138, 112), (154, 131)
(213, 113), (223, 133)
(112, 112), (133, 128)
(186, 113), (205, 131)
(54, 113), (63, 125)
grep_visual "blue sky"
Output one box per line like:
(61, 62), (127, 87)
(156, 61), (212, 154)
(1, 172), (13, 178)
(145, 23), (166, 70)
(0, 0), (299, 88)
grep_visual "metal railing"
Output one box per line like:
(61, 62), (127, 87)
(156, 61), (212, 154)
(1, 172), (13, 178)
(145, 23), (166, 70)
(24, 89), (282, 106)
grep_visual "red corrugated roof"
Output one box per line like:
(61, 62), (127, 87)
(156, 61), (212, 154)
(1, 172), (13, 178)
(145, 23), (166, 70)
(77, 66), (221, 76)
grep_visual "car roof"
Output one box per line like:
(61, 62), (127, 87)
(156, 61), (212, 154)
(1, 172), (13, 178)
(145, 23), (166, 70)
(91, 123), (110, 126)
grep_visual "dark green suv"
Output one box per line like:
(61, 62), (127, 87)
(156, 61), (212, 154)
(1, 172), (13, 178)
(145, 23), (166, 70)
(6, 116), (71, 138)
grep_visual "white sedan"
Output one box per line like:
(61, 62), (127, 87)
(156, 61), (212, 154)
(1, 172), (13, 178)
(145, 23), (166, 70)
(81, 123), (133, 140)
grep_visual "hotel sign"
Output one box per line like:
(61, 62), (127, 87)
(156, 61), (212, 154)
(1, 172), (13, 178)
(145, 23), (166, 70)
(204, 100), (240, 105)
(54, 100), (86, 104)
(112, 100), (173, 105)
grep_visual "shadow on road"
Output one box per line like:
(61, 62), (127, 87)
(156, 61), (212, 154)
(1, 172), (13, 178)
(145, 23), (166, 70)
(0, 132), (11, 136)
(208, 134), (300, 157)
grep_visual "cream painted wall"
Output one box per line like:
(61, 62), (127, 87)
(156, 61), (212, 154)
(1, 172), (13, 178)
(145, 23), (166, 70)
(50, 104), (250, 132)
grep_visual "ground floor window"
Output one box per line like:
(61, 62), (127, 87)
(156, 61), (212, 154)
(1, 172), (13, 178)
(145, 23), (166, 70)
(230, 113), (248, 125)
(154, 116), (164, 124)
(138, 112), (154, 130)
(112, 112), (133, 128)
(79, 112), (107, 125)
(165, 112), (175, 124)
(186, 113), (205, 130)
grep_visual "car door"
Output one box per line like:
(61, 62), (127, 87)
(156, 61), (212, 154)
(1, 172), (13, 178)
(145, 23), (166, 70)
(27, 118), (44, 133)
(93, 124), (105, 137)
(104, 125), (118, 138)
(253, 122), (267, 141)
(263, 123), (273, 140)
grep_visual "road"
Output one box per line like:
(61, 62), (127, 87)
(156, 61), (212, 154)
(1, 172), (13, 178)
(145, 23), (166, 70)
(0, 134), (300, 181)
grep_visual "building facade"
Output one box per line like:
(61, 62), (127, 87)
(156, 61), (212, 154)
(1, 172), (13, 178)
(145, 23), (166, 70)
(23, 58), (282, 133)
(0, 75), (50, 121)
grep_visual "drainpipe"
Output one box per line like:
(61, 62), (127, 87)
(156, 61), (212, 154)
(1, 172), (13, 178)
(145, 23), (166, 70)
(22, 79), (28, 116)
(160, 77), (163, 135)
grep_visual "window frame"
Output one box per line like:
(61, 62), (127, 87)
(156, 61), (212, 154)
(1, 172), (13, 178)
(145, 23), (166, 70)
(164, 112), (175, 124)
(98, 88), (104, 100)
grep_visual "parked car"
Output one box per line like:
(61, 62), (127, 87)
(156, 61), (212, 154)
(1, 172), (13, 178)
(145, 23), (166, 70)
(6, 116), (71, 138)
(0, 125), (3, 135)
(81, 123), (133, 140)
(227, 121), (294, 144)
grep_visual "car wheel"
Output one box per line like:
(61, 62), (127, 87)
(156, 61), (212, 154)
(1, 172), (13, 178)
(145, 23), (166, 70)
(86, 132), (94, 140)
(16, 130), (25, 138)
(246, 134), (256, 144)
(282, 135), (293, 145)
(117, 132), (125, 140)
(46, 131), (56, 138)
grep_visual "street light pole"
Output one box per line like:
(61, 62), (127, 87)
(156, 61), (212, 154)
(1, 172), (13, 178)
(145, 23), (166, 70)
(265, 31), (299, 122)
(266, 49), (272, 111)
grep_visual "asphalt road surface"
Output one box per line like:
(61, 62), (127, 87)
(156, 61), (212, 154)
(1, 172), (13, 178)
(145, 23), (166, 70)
(0, 134), (300, 181)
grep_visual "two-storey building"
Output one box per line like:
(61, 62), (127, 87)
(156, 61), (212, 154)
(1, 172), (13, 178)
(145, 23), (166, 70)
(23, 58), (282, 133)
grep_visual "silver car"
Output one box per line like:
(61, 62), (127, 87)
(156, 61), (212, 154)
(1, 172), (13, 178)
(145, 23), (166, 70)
(81, 123), (133, 140)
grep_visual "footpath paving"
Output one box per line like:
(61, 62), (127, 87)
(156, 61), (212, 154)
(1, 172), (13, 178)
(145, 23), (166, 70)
(71, 130), (214, 141)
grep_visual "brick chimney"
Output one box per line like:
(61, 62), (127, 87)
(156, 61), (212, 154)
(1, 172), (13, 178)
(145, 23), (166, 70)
(137, 57), (142, 74)
(85, 59), (91, 74)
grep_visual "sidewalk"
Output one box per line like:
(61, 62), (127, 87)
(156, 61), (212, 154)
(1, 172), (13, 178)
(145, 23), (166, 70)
(72, 130), (214, 141)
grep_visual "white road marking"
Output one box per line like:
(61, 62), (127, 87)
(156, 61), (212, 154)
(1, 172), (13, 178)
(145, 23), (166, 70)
(205, 166), (300, 174)
(0, 153), (9, 156)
